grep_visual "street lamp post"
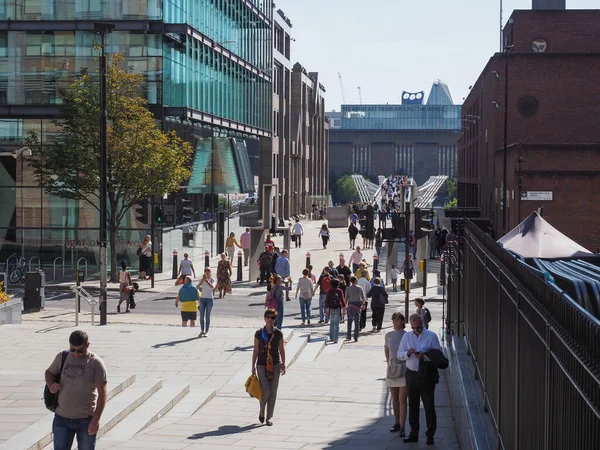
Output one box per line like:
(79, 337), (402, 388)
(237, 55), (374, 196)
(94, 22), (115, 326)
(502, 44), (512, 235)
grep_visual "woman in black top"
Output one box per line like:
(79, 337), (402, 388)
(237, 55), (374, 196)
(368, 277), (389, 332)
(252, 309), (286, 426)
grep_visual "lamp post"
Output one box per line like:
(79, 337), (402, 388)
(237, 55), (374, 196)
(502, 44), (512, 235)
(94, 22), (115, 326)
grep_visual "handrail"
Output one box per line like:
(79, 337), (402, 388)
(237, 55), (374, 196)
(76, 257), (88, 280)
(53, 257), (65, 280)
(70, 285), (98, 326)
(28, 256), (41, 272)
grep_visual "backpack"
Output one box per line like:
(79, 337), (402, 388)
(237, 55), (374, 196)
(328, 290), (341, 309)
(424, 307), (432, 323)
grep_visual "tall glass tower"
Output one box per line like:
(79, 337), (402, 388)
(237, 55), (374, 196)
(0, 1), (274, 273)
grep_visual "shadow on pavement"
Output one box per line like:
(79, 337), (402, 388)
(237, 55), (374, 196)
(225, 345), (254, 352)
(188, 424), (260, 439)
(152, 336), (200, 348)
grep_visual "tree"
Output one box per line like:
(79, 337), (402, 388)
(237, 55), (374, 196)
(446, 177), (457, 200)
(332, 175), (359, 204)
(27, 54), (193, 281)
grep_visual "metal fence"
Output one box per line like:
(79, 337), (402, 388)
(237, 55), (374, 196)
(446, 219), (600, 450)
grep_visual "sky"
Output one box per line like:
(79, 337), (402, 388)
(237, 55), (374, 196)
(275, 0), (598, 110)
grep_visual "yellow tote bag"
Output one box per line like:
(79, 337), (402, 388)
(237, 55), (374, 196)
(245, 374), (262, 401)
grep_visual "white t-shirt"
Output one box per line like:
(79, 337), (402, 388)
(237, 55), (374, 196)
(199, 278), (215, 299)
(297, 277), (313, 299)
(180, 259), (193, 276)
(141, 241), (152, 257)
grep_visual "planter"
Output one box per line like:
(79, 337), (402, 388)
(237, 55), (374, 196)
(0, 297), (22, 325)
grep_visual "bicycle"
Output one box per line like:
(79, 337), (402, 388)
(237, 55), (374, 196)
(6, 254), (27, 284)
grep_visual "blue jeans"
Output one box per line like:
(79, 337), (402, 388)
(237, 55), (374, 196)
(328, 309), (341, 341)
(319, 294), (329, 322)
(276, 302), (284, 329)
(299, 297), (312, 321)
(52, 414), (96, 450)
(199, 298), (214, 332)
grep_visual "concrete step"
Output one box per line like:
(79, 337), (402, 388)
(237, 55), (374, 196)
(293, 335), (326, 366)
(99, 380), (190, 443)
(0, 374), (136, 450)
(317, 339), (344, 359)
(284, 333), (310, 368)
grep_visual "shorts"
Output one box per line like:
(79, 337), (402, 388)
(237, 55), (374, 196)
(181, 311), (197, 321)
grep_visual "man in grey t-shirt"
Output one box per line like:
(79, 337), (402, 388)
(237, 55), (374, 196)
(345, 276), (366, 342)
(45, 330), (107, 450)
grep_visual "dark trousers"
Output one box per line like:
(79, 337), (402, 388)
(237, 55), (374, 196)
(371, 306), (385, 330)
(294, 235), (301, 247)
(405, 368), (437, 440)
(260, 267), (271, 283)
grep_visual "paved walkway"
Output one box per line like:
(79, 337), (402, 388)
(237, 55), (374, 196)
(0, 219), (460, 449)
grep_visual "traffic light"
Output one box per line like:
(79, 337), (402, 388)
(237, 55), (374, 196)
(134, 199), (149, 225)
(414, 207), (434, 239)
(181, 198), (193, 223)
(154, 206), (164, 225)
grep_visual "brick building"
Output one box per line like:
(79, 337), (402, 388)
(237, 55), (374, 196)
(459, 9), (600, 250)
(328, 81), (461, 186)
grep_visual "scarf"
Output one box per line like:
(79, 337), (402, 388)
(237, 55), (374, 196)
(261, 326), (276, 380)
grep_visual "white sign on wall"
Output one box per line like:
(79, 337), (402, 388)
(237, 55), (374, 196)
(520, 191), (553, 201)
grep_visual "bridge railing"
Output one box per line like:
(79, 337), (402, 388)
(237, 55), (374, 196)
(445, 219), (600, 450)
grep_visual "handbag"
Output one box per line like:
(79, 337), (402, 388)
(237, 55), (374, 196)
(245, 374), (262, 401)
(43, 351), (68, 412)
(387, 357), (406, 379)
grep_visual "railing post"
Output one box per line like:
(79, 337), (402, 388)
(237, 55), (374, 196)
(204, 250), (210, 268)
(305, 252), (311, 268)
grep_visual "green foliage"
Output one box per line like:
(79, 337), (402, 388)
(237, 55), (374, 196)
(444, 197), (458, 209)
(332, 175), (359, 204)
(26, 53), (193, 279)
(446, 177), (457, 200)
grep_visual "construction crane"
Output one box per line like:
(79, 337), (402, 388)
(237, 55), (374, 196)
(357, 86), (362, 104)
(338, 72), (346, 104)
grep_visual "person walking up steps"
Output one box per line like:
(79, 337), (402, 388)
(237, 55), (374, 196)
(325, 279), (346, 344)
(197, 268), (215, 337)
(345, 276), (366, 342)
(295, 269), (314, 325)
(252, 309), (286, 426)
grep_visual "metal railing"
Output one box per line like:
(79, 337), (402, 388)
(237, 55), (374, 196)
(28, 256), (41, 272)
(445, 220), (600, 450)
(76, 257), (88, 280)
(70, 285), (98, 326)
(53, 257), (65, 281)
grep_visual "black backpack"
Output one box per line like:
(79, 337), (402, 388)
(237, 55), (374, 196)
(424, 307), (432, 323)
(329, 290), (341, 309)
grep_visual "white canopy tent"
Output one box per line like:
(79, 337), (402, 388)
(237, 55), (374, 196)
(497, 212), (594, 258)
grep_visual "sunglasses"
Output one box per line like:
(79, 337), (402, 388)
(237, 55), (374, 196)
(266, 315), (277, 320)
(69, 347), (86, 354)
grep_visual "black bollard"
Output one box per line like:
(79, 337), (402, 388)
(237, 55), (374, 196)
(373, 254), (378, 271)
(305, 252), (311, 268)
(422, 258), (427, 296)
(204, 250), (210, 268)
(237, 251), (243, 281)
(172, 250), (178, 279)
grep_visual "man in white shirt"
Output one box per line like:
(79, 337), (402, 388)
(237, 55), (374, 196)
(291, 219), (304, 248)
(397, 314), (441, 445)
(357, 271), (371, 298)
(348, 246), (364, 273)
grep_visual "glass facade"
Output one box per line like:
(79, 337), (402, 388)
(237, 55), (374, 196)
(341, 104), (461, 131)
(0, 0), (273, 276)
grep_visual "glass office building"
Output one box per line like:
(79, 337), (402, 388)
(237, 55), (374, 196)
(0, 0), (273, 276)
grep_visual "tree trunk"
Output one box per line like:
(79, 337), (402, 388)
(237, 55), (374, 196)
(109, 226), (118, 283)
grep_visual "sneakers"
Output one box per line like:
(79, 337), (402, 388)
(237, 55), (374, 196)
(198, 331), (205, 338)
(333, 339), (338, 344)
